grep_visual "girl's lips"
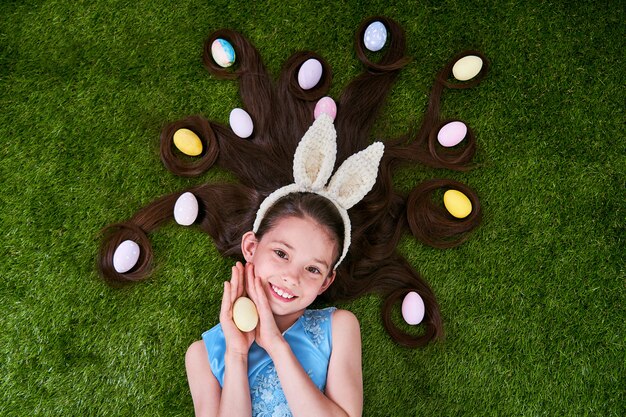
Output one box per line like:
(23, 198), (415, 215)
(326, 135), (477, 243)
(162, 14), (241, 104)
(269, 283), (297, 302)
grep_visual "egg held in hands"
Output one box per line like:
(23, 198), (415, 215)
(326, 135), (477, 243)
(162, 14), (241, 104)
(233, 296), (259, 332)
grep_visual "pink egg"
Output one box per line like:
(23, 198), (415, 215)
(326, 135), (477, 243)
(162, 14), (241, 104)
(314, 97), (337, 121)
(437, 121), (468, 147)
(401, 291), (425, 325)
(297, 59), (323, 90)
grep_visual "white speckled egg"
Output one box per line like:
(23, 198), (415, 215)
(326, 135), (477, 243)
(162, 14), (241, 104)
(401, 291), (425, 325)
(229, 108), (254, 138)
(443, 189), (472, 219)
(211, 38), (236, 68)
(363, 21), (387, 52)
(233, 296), (258, 332)
(314, 96), (337, 121)
(437, 121), (468, 147)
(113, 240), (140, 273)
(452, 55), (483, 81)
(174, 192), (199, 226)
(297, 59), (323, 90)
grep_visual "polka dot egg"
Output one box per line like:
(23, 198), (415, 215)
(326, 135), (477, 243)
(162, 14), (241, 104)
(363, 21), (387, 52)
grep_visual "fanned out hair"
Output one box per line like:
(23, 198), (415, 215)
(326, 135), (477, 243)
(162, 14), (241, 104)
(98, 16), (489, 348)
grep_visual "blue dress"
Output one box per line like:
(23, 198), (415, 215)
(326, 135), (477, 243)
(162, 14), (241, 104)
(202, 307), (336, 417)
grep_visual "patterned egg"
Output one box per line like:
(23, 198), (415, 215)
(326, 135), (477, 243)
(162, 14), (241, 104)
(297, 58), (323, 90)
(401, 291), (425, 325)
(113, 240), (140, 273)
(173, 128), (203, 156)
(443, 189), (472, 219)
(452, 55), (483, 81)
(363, 21), (387, 52)
(174, 192), (199, 226)
(211, 38), (236, 68)
(437, 121), (468, 147)
(233, 297), (258, 332)
(229, 108), (254, 138)
(314, 96), (337, 121)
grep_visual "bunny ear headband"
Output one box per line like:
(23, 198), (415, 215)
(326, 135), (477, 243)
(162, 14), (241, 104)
(253, 113), (385, 269)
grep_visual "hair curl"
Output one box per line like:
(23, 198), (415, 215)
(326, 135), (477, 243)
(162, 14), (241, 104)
(98, 16), (489, 348)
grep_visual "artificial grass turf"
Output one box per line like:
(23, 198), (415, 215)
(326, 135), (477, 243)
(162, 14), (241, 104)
(1, 0), (624, 415)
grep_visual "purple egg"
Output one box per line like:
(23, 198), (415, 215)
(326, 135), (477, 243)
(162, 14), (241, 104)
(113, 240), (140, 273)
(437, 121), (468, 147)
(297, 59), (323, 90)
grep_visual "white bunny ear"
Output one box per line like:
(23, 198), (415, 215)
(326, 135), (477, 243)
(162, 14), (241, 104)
(292, 113), (337, 191)
(327, 142), (384, 209)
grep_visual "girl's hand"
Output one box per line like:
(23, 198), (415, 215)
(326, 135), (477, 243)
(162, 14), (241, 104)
(219, 262), (255, 356)
(244, 263), (284, 352)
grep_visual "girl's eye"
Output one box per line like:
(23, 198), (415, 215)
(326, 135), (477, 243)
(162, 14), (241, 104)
(274, 249), (287, 259)
(307, 266), (321, 275)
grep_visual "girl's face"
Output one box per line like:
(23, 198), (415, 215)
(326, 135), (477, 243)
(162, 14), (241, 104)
(242, 215), (338, 330)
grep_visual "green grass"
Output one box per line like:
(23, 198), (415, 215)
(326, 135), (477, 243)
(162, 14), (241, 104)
(1, 0), (624, 416)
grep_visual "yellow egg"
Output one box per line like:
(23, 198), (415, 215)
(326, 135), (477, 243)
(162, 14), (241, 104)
(452, 55), (483, 81)
(173, 128), (203, 156)
(232, 296), (258, 332)
(443, 190), (472, 219)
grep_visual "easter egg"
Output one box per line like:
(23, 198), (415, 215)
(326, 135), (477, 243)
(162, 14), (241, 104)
(113, 240), (140, 273)
(437, 121), (468, 147)
(233, 296), (258, 332)
(229, 108), (254, 139)
(211, 38), (236, 68)
(363, 21), (387, 52)
(452, 55), (483, 81)
(314, 96), (337, 121)
(401, 291), (425, 325)
(443, 189), (472, 219)
(174, 192), (199, 226)
(173, 128), (203, 156)
(297, 59), (323, 90)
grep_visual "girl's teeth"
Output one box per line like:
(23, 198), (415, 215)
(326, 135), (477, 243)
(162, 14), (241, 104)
(272, 285), (294, 299)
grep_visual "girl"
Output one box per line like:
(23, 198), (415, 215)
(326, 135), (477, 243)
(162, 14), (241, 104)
(186, 192), (363, 416)
(98, 14), (488, 414)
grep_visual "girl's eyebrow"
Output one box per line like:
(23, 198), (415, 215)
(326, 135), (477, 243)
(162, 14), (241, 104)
(271, 240), (329, 269)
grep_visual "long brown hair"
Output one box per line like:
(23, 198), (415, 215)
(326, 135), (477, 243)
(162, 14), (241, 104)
(98, 16), (488, 347)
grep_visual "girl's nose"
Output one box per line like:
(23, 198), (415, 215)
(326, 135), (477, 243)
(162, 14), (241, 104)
(280, 267), (300, 286)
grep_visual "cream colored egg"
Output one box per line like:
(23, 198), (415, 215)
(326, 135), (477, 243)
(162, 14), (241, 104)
(233, 296), (258, 332)
(443, 189), (473, 219)
(452, 55), (483, 81)
(173, 128), (203, 156)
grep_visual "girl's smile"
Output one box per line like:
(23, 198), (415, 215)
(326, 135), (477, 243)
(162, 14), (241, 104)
(269, 283), (297, 301)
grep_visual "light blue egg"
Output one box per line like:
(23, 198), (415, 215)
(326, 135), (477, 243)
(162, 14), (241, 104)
(364, 21), (387, 52)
